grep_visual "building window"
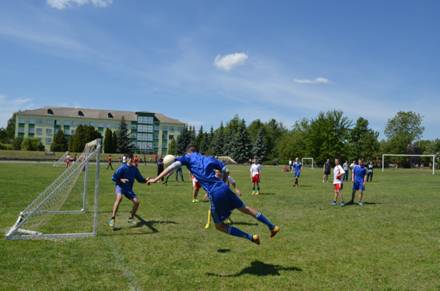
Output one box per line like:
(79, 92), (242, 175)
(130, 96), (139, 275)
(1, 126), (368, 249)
(46, 137), (52, 144)
(138, 116), (154, 124)
(63, 125), (70, 135)
(47, 108), (54, 115)
(46, 128), (53, 136)
(108, 113), (113, 118)
(36, 128), (43, 136)
(78, 110), (84, 117)
(28, 126), (35, 134)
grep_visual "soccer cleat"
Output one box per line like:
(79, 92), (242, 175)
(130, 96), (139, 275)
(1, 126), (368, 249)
(255, 191), (260, 195)
(251, 234), (260, 245)
(340, 202), (345, 207)
(251, 191), (256, 195)
(127, 217), (136, 225)
(204, 223), (210, 229)
(330, 201), (337, 206)
(358, 201), (364, 206)
(192, 199), (199, 203)
(270, 225), (280, 238)
(108, 218), (115, 229)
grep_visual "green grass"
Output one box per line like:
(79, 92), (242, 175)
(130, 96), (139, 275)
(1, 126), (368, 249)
(1, 164), (440, 290)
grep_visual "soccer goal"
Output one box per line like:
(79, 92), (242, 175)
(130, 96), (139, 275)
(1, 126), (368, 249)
(5, 139), (101, 240)
(53, 151), (69, 167)
(381, 154), (436, 175)
(301, 157), (314, 168)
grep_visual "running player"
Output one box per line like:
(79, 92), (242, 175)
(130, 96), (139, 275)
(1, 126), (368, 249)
(147, 145), (280, 245)
(323, 159), (331, 183)
(291, 157), (302, 187)
(250, 159), (262, 195)
(108, 153), (148, 229)
(349, 159), (367, 206)
(106, 154), (113, 170)
(191, 174), (201, 203)
(331, 158), (345, 206)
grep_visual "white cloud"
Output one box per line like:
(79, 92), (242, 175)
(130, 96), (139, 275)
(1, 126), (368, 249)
(0, 95), (33, 127)
(293, 77), (330, 84)
(47, 0), (112, 10)
(214, 52), (248, 71)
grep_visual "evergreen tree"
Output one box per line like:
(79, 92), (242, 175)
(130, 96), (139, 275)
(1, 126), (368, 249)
(50, 129), (68, 152)
(116, 116), (132, 153)
(168, 138), (177, 155)
(69, 125), (101, 152)
(229, 120), (251, 163)
(103, 128), (113, 153)
(176, 126), (191, 154)
(212, 122), (225, 155)
(252, 128), (267, 161)
(21, 138), (44, 151)
(112, 131), (118, 153)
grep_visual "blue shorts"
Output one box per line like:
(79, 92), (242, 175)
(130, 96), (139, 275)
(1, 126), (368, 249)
(352, 181), (365, 191)
(115, 185), (137, 200)
(294, 172), (301, 178)
(209, 185), (245, 224)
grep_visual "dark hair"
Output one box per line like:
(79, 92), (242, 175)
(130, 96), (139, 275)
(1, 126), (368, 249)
(186, 144), (199, 153)
(127, 153), (134, 160)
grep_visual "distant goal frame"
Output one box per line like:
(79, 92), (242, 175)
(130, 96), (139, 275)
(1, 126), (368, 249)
(381, 154), (436, 175)
(301, 157), (314, 169)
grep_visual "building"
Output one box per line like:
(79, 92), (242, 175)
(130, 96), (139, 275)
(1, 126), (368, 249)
(15, 107), (185, 155)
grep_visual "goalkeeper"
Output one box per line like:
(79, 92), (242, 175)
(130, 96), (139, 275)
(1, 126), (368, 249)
(147, 145), (280, 245)
(108, 153), (148, 229)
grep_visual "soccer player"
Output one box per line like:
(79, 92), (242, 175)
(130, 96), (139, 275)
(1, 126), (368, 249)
(250, 159), (262, 195)
(156, 157), (165, 182)
(367, 161), (374, 182)
(147, 145), (280, 245)
(331, 159), (345, 206)
(191, 174), (201, 203)
(349, 159), (367, 206)
(106, 154), (113, 170)
(322, 159), (331, 183)
(342, 160), (349, 181)
(108, 153), (148, 229)
(291, 157), (302, 187)
(65, 152), (72, 168)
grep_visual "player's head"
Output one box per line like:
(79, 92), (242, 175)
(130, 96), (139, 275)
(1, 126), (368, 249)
(125, 153), (134, 165)
(295, 157), (299, 162)
(335, 158), (340, 165)
(359, 159), (364, 166)
(186, 144), (199, 153)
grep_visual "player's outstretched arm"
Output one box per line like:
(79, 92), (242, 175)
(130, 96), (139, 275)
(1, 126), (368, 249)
(147, 161), (182, 184)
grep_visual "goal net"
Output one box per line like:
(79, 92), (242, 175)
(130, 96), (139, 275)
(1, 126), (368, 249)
(5, 139), (101, 240)
(53, 151), (69, 167)
(381, 154), (436, 175)
(301, 157), (314, 168)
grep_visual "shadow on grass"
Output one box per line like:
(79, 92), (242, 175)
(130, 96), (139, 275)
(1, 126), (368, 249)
(217, 248), (230, 253)
(206, 260), (302, 277)
(259, 192), (276, 196)
(231, 221), (258, 226)
(342, 201), (381, 207)
(132, 214), (177, 233)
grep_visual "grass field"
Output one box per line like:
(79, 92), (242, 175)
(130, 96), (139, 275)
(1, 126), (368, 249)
(1, 163), (440, 290)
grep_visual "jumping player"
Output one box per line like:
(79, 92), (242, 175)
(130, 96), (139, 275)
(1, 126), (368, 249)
(147, 145), (280, 245)
(108, 153), (148, 229)
(250, 159), (262, 195)
(349, 159), (367, 206)
(291, 157), (302, 187)
(331, 159), (345, 206)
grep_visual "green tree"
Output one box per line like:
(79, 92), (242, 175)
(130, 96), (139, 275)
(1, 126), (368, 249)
(384, 111), (424, 154)
(168, 138), (177, 155)
(13, 137), (23, 150)
(112, 131), (118, 153)
(263, 119), (286, 160)
(5, 113), (16, 142)
(103, 128), (113, 153)
(349, 117), (380, 160)
(69, 125), (101, 152)
(21, 138), (44, 151)
(252, 128), (267, 161)
(212, 122), (225, 155)
(229, 120), (251, 163)
(176, 126), (191, 154)
(50, 129), (68, 152)
(116, 116), (132, 153)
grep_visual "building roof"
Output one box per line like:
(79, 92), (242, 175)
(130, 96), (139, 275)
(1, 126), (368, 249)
(18, 107), (185, 125)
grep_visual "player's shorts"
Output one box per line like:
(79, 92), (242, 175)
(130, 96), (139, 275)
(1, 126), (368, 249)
(209, 184), (245, 224)
(252, 174), (260, 183)
(352, 181), (365, 191)
(334, 183), (342, 191)
(294, 171), (301, 178)
(115, 185), (137, 200)
(192, 178), (201, 190)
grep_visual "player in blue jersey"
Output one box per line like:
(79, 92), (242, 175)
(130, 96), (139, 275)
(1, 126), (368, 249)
(291, 157), (302, 187)
(109, 153), (148, 229)
(147, 145), (280, 245)
(349, 159), (367, 206)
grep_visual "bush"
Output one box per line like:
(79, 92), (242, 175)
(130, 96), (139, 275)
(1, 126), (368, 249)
(21, 138), (45, 151)
(0, 143), (13, 150)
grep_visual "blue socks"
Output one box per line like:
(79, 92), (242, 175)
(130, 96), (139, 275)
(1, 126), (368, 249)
(227, 225), (252, 241)
(256, 212), (275, 230)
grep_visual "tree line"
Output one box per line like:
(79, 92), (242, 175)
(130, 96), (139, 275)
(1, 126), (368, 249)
(0, 111), (439, 166)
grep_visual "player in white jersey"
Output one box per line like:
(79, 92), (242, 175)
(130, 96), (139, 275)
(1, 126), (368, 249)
(250, 159), (262, 195)
(331, 158), (345, 206)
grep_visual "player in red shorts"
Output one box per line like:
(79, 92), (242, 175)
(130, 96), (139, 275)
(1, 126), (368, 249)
(250, 158), (262, 195)
(331, 158), (345, 206)
(191, 174), (201, 203)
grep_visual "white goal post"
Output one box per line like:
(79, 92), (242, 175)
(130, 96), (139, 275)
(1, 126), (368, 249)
(301, 157), (314, 168)
(381, 154), (436, 175)
(5, 139), (101, 240)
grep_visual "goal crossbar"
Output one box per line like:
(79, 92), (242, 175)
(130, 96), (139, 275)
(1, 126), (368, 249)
(301, 157), (314, 168)
(381, 154), (436, 175)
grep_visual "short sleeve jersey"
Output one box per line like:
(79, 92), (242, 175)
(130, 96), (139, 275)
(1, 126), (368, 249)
(353, 165), (367, 183)
(250, 164), (261, 177)
(333, 165), (345, 184)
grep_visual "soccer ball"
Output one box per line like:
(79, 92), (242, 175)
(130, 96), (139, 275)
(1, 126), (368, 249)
(163, 155), (176, 167)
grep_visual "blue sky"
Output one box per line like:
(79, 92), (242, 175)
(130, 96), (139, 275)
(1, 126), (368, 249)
(0, 0), (439, 138)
